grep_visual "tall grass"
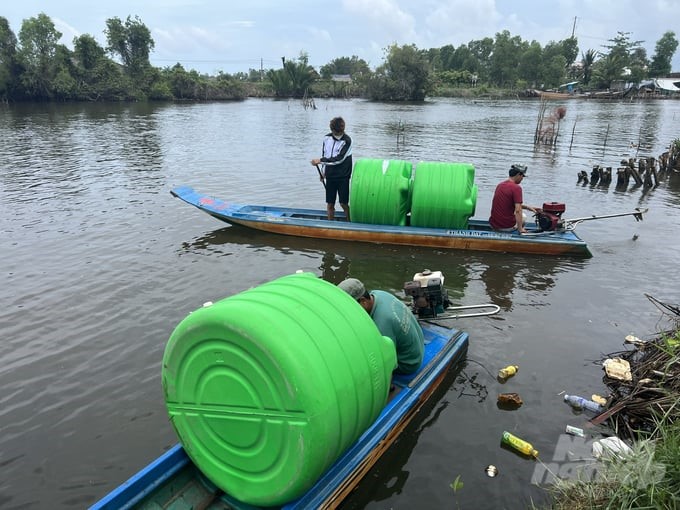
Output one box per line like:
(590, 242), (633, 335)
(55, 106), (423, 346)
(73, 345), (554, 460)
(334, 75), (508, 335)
(544, 409), (680, 509)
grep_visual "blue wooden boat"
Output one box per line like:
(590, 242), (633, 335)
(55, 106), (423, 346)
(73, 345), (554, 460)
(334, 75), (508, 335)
(170, 186), (593, 257)
(90, 321), (469, 509)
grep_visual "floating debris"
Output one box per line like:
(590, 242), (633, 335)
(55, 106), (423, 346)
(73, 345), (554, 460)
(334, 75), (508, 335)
(593, 294), (680, 440)
(565, 425), (585, 437)
(497, 392), (523, 409)
(603, 357), (632, 381)
(485, 465), (498, 477)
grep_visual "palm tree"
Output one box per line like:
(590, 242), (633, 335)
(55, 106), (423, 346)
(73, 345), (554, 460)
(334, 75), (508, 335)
(581, 49), (597, 86)
(284, 59), (315, 97)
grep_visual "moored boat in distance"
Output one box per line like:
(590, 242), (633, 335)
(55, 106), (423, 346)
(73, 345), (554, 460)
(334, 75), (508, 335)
(170, 186), (593, 257)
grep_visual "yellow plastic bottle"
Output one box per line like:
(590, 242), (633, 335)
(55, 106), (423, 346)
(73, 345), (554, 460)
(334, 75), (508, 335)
(502, 431), (538, 457)
(498, 365), (519, 379)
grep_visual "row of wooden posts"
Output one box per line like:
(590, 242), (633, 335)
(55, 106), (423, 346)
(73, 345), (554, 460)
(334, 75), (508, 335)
(577, 145), (680, 189)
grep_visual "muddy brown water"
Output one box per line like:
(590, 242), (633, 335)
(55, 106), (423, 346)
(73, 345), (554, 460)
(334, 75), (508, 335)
(1, 98), (679, 509)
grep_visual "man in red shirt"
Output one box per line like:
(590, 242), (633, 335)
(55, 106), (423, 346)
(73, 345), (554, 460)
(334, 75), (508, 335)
(489, 164), (539, 234)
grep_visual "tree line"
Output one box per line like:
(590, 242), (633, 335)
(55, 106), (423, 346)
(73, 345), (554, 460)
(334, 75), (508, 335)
(0, 13), (677, 103)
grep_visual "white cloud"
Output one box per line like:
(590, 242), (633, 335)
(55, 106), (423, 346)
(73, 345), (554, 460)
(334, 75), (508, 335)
(4, 0), (679, 73)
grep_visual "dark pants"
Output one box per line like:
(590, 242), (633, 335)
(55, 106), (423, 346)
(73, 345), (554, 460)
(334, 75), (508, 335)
(326, 178), (350, 205)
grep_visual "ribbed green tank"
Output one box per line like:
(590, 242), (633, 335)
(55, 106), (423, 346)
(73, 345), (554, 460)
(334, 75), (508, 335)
(161, 272), (397, 506)
(350, 158), (412, 225)
(410, 161), (478, 229)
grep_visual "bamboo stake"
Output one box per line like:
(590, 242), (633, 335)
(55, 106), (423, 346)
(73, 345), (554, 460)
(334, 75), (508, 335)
(569, 117), (577, 151)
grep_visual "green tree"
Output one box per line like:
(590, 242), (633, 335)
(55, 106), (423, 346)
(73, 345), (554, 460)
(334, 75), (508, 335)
(72, 34), (109, 99)
(559, 37), (579, 67)
(591, 53), (626, 89)
(52, 43), (79, 100)
(628, 47), (648, 83)
(580, 49), (598, 85)
(541, 40), (571, 86)
(518, 41), (542, 87)
(437, 44), (455, 71)
(285, 60), (314, 97)
(0, 16), (19, 100)
(319, 56), (370, 80)
(267, 67), (292, 97)
(436, 69), (473, 88)
(649, 31), (678, 77)
(17, 12), (62, 99)
(466, 37), (493, 82)
(74, 34), (106, 71)
(542, 54), (568, 88)
(105, 15), (154, 86)
(450, 44), (479, 75)
(165, 63), (196, 99)
(601, 31), (644, 79)
(367, 44), (432, 101)
(489, 30), (526, 87)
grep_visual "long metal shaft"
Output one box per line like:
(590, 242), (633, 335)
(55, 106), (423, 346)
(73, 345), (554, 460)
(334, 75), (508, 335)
(557, 208), (648, 231)
(419, 303), (501, 321)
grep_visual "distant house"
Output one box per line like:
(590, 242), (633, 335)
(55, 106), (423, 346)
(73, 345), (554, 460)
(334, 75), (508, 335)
(637, 78), (680, 96)
(330, 74), (352, 97)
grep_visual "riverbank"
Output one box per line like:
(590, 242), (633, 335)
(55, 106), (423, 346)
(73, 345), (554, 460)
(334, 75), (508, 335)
(545, 300), (680, 509)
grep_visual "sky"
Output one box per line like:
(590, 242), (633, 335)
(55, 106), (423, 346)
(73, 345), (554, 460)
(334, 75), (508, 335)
(4, 0), (680, 75)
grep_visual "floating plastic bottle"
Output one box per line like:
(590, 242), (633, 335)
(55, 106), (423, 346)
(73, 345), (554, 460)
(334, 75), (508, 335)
(498, 365), (519, 379)
(565, 425), (585, 437)
(501, 431), (538, 457)
(563, 394), (603, 413)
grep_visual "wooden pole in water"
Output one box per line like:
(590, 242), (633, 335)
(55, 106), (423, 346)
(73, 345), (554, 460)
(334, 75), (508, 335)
(534, 101), (546, 144)
(569, 117), (577, 151)
(603, 123), (610, 153)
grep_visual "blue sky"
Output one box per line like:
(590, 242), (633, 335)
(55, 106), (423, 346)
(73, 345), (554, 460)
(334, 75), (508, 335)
(4, 0), (679, 75)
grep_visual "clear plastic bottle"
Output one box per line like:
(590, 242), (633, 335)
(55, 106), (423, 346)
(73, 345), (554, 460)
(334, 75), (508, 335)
(498, 365), (519, 379)
(501, 431), (538, 457)
(563, 394), (603, 413)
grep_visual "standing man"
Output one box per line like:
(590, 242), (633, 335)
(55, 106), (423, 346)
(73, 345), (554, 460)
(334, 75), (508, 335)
(338, 278), (424, 375)
(489, 164), (539, 234)
(311, 117), (352, 221)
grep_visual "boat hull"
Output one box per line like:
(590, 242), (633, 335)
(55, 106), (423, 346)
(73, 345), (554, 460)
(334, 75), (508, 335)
(171, 186), (592, 257)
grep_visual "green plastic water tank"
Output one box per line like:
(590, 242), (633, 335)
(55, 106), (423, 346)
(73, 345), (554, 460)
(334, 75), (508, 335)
(161, 272), (397, 506)
(350, 158), (412, 225)
(410, 161), (478, 229)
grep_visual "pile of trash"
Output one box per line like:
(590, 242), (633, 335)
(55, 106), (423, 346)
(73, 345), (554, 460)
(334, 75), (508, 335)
(595, 295), (680, 441)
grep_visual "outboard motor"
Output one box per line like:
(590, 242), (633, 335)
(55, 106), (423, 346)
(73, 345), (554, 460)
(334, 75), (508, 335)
(536, 202), (566, 231)
(404, 270), (451, 318)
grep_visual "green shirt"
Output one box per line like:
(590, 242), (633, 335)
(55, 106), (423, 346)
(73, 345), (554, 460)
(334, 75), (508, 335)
(370, 290), (425, 374)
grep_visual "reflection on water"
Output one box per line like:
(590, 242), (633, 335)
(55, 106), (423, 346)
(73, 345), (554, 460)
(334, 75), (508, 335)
(0, 102), (165, 200)
(178, 224), (590, 326)
(481, 263), (516, 311)
(475, 254), (587, 312)
(179, 224), (475, 300)
(340, 367), (462, 509)
(320, 252), (352, 285)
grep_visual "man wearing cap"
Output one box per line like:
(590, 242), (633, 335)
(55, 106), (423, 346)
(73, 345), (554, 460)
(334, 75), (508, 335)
(489, 164), (540, 234)
(338, 278), (424, 374)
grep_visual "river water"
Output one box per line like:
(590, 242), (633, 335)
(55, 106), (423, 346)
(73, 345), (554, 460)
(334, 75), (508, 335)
(1, 97), (679, 509)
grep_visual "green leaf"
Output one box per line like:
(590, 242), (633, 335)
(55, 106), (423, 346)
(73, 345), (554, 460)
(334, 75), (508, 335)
(449, 474), (464, 492)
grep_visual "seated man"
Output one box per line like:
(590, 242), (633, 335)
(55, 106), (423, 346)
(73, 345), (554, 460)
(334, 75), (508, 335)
(338, 278), (424, 374)
(489, 164), (539, 234)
